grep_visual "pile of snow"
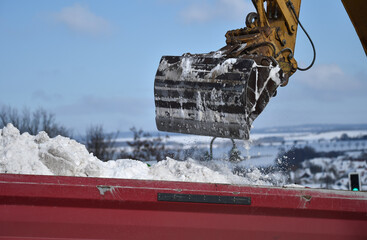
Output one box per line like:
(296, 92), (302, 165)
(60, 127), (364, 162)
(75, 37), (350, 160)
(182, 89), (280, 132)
(0, 124), (279, 186)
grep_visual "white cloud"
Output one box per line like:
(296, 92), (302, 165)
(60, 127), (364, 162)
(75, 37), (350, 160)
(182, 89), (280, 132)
(295, 64), (362, 91)
(180, 0), (253, 23)
(182, 3), (212, 23)
(53, 3), (112, 36)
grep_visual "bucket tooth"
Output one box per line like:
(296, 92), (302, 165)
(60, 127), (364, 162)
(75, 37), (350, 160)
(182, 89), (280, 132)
(154, 54), (282, 139)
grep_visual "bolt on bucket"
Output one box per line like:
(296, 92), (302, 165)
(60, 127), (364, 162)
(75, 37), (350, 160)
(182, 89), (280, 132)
(154, 53), (283, 140)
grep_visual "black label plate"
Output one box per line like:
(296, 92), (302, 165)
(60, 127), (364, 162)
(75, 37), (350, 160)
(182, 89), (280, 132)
(158, 193), (251, 205)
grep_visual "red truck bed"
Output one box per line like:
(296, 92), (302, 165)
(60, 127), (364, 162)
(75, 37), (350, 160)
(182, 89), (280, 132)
(1, 173), (367, 239)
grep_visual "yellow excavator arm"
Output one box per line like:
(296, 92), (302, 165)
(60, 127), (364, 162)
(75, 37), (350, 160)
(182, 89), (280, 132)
(342, 0), (367, 55)
(225, 0), (302, 86)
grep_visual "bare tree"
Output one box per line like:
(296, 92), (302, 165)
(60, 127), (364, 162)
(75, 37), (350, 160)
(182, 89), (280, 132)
(0, 105), (71, 137)
(119, 127), (168, 162)
(85, 125), (117, 161)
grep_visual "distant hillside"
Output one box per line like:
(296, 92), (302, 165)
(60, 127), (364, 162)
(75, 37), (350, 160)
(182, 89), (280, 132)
(251, 124), (367, 134)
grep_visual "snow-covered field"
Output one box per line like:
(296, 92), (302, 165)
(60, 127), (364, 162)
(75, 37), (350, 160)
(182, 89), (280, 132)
(117, 129), (367, 167)
(116, 128), (367, 190)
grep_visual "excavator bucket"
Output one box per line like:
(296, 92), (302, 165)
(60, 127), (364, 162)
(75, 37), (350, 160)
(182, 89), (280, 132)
(154, 53), (283, 140)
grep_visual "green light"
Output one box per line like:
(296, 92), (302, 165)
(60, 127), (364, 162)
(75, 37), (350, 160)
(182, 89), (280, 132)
(352, 188), (359, 191)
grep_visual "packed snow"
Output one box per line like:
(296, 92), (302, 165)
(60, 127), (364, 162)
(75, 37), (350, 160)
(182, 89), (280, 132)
(0, 124), (279, 186)
(207, 58), (237, 79)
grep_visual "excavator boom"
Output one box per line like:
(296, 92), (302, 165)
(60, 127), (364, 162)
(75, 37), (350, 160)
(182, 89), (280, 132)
(342, 0), (367, 55)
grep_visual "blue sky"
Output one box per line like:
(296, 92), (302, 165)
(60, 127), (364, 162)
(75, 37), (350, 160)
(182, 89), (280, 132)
(0, 0), (366, 135)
